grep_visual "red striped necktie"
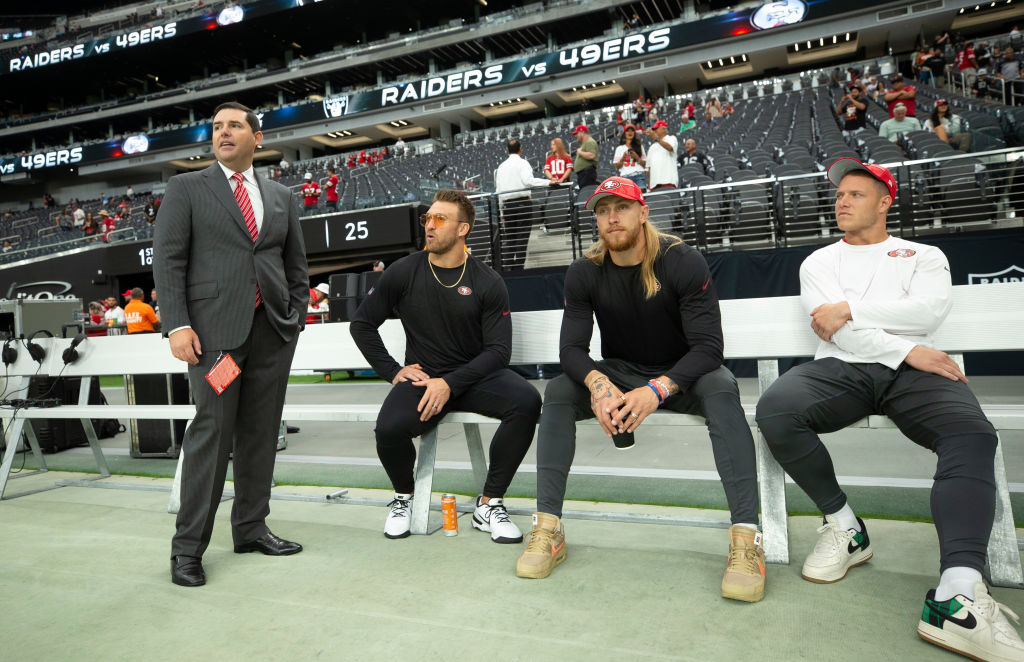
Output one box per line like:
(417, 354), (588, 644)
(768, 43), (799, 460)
(232, 171), (262, 308)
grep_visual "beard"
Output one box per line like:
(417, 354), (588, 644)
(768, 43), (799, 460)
(425, 230), (458, 255)
(600, 222), (643, 252)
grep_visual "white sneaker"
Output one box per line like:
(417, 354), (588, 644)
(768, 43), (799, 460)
(919, 582), (1024, 662)
(384, 493), (413, 539)
(471, 496), (523, 544)
(801, 514), (872, 583)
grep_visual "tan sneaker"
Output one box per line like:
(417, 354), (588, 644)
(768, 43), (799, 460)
(515, 513), (566, 579)
(721, 525), (766, 602)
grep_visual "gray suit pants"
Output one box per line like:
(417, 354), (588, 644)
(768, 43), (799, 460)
(171, 306), (298, 558)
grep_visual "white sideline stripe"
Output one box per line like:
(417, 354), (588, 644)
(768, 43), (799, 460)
(60, 447), (1024, 493)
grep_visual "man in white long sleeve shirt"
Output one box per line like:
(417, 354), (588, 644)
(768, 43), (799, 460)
(494, 139), (552, 271)
(756, 158), (1023, 662)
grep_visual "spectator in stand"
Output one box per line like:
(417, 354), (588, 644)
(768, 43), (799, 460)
(357, 150), (367, 165)
(614, 124), (647, 189)
(373, 260), (385, 272)
(347, 154), (356, 168)
(998, 47), (1020, 82)
(647, 103), (659, 124)
(101, 192), (109, 206)
(934, 31), (951, 50)
(394, 137), (406, 156)
(878, 103), (922, 143)
(884, 74), (917, 117)
(151, 288), (159, 314)
(921, 48), (947, 88)
(42, 193), (54, 208)
(924, 100), (970, 152)
(306, 283), (330, 324)
(72, 203), (85, 229)
(571, 125), (599, 188)
(55, 208), (73, 232)
(973, 69), (996, 100)
(145, 197), (158, 224)
(543, 138), (574, 186)
(324, 167), (339, 212)
(682, 99), (695, 121)
(956, 41), (979, 88)
(679, 138), (715, 177)
(722, 101), (734, 116)
(301, 172), (321, 216)
(494, 138), (552, 271)
(704, 96), (723, 127)
(615, 110), (625, 134)
(118, 196), (130, 214)
(124, 287), (159, 334)
(99, 209), (116, 241)
(82, 211), (98, 240)
(103, 295), (125, 326)
(681, 116), (697, 132)
(2, 240), (11, 253)
(976, 41), (992, 71)
(837, 85), (867, 134)
(126, 184), (134, 199)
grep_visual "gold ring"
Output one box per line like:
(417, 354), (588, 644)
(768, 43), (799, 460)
(631, 413), (638, 419)
(619, 395), (626, 402)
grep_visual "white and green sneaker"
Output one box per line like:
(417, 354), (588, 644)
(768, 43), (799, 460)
(801, 514), (872, 583)
(919, 582), (1024, 662)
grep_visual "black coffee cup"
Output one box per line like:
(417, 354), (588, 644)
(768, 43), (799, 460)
(612, 431), (635, 449)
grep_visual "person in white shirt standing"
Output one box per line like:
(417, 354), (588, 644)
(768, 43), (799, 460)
(644, 120), (678, 192)
(494, 139), (552, 271)
(756, 158), (1023, 662)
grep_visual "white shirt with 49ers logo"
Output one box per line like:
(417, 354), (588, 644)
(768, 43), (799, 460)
(799, 235), (952, 369)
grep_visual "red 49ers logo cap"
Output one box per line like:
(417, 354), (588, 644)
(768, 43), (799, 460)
(827, 157), (897, 200)
(585, 176), (646, 210)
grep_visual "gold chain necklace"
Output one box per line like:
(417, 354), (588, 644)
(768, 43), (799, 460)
(427, 257), (467, 288)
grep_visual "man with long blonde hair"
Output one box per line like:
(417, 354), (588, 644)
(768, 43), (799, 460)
(516, 176), (765, 603)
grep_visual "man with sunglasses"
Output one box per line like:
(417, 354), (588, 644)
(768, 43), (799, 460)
(350, 189), (542, 542)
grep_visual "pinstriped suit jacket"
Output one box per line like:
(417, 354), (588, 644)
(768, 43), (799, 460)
(153, 163), (308, 351)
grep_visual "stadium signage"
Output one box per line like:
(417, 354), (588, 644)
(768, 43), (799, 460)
(1, 147), (84, 173)
(3, 0), (330, 76)
(7, 23), (178, 72)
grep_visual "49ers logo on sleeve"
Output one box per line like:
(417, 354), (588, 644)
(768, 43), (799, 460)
(887, 248), (916, 258)
(655, 279), (662, 291)
(457, 286), (472, 295)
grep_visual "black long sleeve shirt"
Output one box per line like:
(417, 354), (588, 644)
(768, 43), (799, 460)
(559, 239), (724, 393)
(349, 251), (511, 397)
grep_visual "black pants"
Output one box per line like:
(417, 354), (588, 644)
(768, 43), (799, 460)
(172, 306), (297, 558)
(501, 197), (533, 271)
(375, 369), (541, 496)
(576, 166), (597, 188)
(755, 358), (998, 573)
(536, 360), (760, 524)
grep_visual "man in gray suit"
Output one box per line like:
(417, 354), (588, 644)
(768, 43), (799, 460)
(154, 101), (309, 587)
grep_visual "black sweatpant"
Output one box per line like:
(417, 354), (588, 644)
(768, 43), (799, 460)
(535, 360), (760, 524)
(375, 369), (541, 497)
(576, 166), (597, 188)
(501, 197), (533, 271)
(755, 358), (998, 573)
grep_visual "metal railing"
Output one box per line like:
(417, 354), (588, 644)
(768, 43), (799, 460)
(460, 147), (1024, 271)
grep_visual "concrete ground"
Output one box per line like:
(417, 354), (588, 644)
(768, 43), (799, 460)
(2, 376), (1022, 661)
(3, 473), (1023, 662)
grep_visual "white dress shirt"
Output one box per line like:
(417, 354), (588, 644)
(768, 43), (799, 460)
(494, 154), (550, 203)
(218, 161), (264, 232)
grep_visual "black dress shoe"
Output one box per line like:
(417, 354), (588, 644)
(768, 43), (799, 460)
(286, 425), (300, 434)
(234, 531), (303, 556)
(171, 555), (205, 587)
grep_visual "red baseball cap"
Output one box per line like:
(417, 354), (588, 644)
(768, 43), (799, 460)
(571, 124), (589, 135)
(585, 176), (646, 210)
(122, 289), (133, 298)
(826, 157), (897, 200)
(623, 123), (637, 131)
(651, 120), (669, 130)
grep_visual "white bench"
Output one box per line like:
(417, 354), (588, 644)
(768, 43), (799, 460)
(0, 283), (1021, 584)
